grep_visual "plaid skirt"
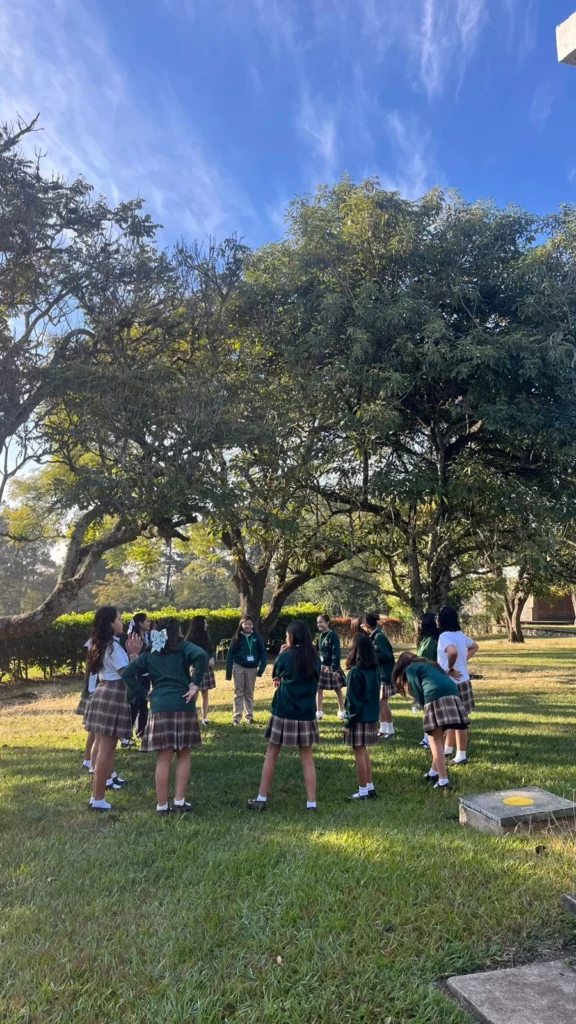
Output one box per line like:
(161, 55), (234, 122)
(201, 665), (216, 690)
(381, 681), (398, 700)
(265, 715), (320, 747)
(83, 679), (132, 738)
(457, 678), (475, 713)
(344, 721), (380, 747)
(319, 665), (345, 691)
(75, 693), (90, 716)
(141, 711), (202, 751)
(423, 695), (469, 734)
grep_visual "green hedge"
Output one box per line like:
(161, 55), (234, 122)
(0, 604), (324, 680)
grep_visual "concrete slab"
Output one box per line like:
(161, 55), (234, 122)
(447, 960), (576, 1024)
(562, 893), (576, 918)
(557, 13), (576, 66)
(459, 787), (576, 836)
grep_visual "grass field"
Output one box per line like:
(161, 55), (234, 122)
(1, 638), (575, 1024)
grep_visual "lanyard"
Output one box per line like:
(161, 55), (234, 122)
(245, 634), (255, 656)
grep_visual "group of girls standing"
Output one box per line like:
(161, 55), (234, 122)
(77, 604), (478, 814)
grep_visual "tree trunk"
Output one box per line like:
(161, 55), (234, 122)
(503, 592), (528, 643)
(571, 592), (576, 627)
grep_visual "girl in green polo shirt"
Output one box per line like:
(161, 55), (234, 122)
(343, 632), (381, 801)
(392, 652), (469, 791)
(121, 618), (207, 814)
(247, 620), (321, 813)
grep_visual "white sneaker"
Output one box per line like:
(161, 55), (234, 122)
(337, 711), (346, 720)
(316, 711), (324, 720)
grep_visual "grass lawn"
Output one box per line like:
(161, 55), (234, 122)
(0, 638), (575, 1024)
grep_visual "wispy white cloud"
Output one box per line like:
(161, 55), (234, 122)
(379, 111), (435, 199)
(504, 0), (539, 60)
(420, 0), (486, 97)
(0, 0), (251, 239)
(297, 94), (337, 175)
(529, 82), (554, 130)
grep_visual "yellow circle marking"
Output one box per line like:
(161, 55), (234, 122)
(502, 796), (535, 807)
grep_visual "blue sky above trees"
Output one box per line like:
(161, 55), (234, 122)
(0, 0), (575, 246)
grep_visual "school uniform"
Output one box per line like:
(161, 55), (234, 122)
(127, 630), (151, 738)
(226, 632), (267, 724)
(265, 648), (321, 747)
(121, 641), (207, 751)
(343, 666), (381, 746)
(405, 662), (469, 734)
(370, 626), (396, 698)
(437, 631), (475, 712)
(317, 628), (345, 690)
(83, 638), (131, 738)
(200, 643), (216, 690)
(417, 636), (438, 662)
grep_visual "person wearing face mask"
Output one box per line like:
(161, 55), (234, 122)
(225, 617), (267, 725)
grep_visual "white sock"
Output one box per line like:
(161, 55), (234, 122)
(444, 744), (454, 755)
(157, 803), (169, 811)
(453, 752), (467, 763)
(359, 786), (368, 797)
(256, 794), (267, 802)
(428, 768), (439, 777)
(438, 778), (449, 786)
(387, 723), (394, 735)
(173, 798), (185, 806)
(82, 759), (91, 768)
(379, 723), (387, 734)
(92, 798), (111, 809)
(307, 800), (317, 809)
(366, 782), (375, 791)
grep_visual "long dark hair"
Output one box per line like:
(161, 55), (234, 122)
(438, 606), (460, 633)
(186, 614), (211, 649)
(130, 612), (149, 637)
(417, 612), (439, 645)
(285, 620), (317, 679)
(392, 651), (449, 698)
(233, 617), (255, 643)
(88, 606), (118, 673)
(153, 617), (182, 654)
(346, 632), (378, 670)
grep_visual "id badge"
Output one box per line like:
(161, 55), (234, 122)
(247, 655), (255, 663)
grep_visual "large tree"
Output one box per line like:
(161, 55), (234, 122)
(245, 180), (576, 619)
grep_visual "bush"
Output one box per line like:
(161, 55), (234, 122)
(0, 604), (326, 680)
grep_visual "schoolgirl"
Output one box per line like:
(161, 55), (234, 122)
(247, 620), (321, 813)
(437, 606), (479, 766)
(125, 613), (152, 742)
(416, 612), (440, 749)
(121, 618), (207, 814)
(362, 613), (396, 739)
(343, 632), (381, 800)
(83, 607), (142, 811)
(392, 652), (469, 790)
(185, 615), (216, 726)
(316, 613), (346, 720)
(225, 617), (267, 725)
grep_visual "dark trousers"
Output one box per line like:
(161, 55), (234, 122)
(130, 678), (150, 738)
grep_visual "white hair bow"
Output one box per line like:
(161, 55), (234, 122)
(128, 619), (136, 632)
(150, 629), (168, 652)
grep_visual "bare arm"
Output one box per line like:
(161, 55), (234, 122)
(445, 645), (462, 681)
(466, 642), (479, 661)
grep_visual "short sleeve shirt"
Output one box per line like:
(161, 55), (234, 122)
(437, 631), (474, 682)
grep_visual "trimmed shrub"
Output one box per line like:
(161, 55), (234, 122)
(0, 604), (325, 680)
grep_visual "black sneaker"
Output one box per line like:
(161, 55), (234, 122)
(433, 781), (451, 791)
(449, 757), (468, 767)
(347, 792), (368, 801)
(247, 799), (267, 812)
(157, 806), (170, 816)
(367, 789), (378, 799)
(171, 801), (193, 813)
(423, 771), (439, 781)
(306, 806), (317, 812)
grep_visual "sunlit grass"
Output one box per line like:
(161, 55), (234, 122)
(0, 638), (575, 1022)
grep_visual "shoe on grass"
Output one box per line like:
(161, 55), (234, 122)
(156, 806), (170, 816)
(247, 798), (267, 812)
(367, 789), (378, 799)
(172, 801), (193, 813)
(89, 799), (111, 811)
(450, 756), (468, 766)
(202, 718), (209, 726)
(419, 738), (430, 748)
(316, 711), (323, 720)
(423, 770), (439, 781)
(434, 781), (451, 791)
(347, 792), (368, 801)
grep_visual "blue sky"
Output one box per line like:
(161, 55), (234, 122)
(1, 0), (575, 248)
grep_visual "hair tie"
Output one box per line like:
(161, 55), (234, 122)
(150, 629), (168, 652)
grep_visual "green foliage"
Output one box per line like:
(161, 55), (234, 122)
(0, 604), (325, 679)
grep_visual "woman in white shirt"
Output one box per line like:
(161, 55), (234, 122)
(437, 606), (479, 766)
(83, 606), (141, 811)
